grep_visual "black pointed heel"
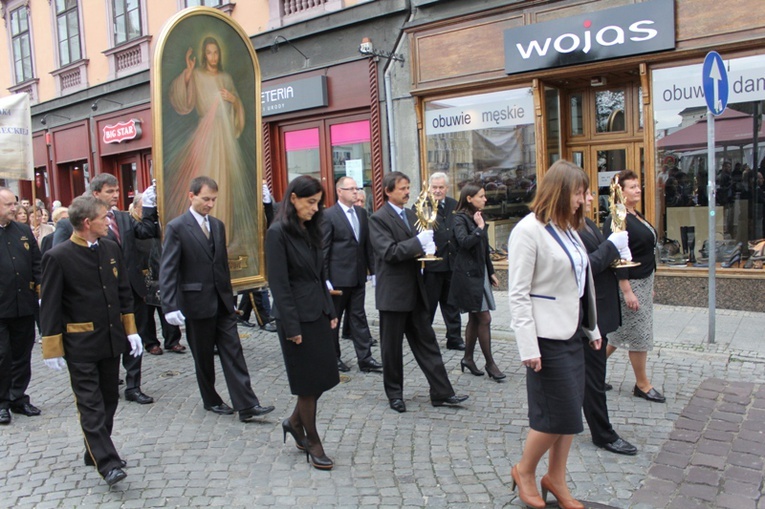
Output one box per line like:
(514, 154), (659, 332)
(485, 364), (506, 381)
(282, 419), (306, 451)
(460, 359), (484, 376)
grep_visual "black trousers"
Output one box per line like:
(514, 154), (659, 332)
(379, 302), (454, 401)
(423, 271), (462, 345)
(142, 305), (182, 349)
(0, 315), (35, 409)
(67, 355), (123, 478)
(583, 335), (618, 445)
(122, 290), (145, 392)
(331, 284), (373, 364)
(185, 298), (260, 411)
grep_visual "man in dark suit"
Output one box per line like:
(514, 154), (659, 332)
(0, 188), (42, 424)
(41, 195), (143, 486)
(369, 171), (468, 413)
(578, 190), (637, 455)
(160, 176), (274, 422)
(420, 172), (464, 350)
(322, 176), (382, 373)
(52, 174), (157, 405)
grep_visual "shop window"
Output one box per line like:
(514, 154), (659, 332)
(595, 89), (626, 133)
(652, 54), (765, 269)
(103, 0), (150, 80)
(285, 128), (321, 183)
(570, 93), (584, 136)
(425, 88), (536, 251)
(330, 120), (371, 212)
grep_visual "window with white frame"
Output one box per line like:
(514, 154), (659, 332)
(113, 0), (142, 45)
(55, 0), (81, 66)
(10, 6), (34, 83)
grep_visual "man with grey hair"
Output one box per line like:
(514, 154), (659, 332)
(53, 173), (159, 405)
(420, 172), (464, 351)
(41, 195), (143, 486)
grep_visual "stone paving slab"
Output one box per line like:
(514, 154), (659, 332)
(631, 379), (765, 509)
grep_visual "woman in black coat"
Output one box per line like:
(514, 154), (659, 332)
(448, 184), (504, 380)
(266, 176), (339, 470)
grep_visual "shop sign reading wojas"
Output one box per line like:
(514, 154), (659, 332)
(504, 0), (675, 75)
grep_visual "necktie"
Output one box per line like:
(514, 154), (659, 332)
(348, 208), (360, 241)
(201, 218), (210, 239)
(400, 210), (410, 231)
(107, 211), (121, 244)
(89, 243), (98, 252)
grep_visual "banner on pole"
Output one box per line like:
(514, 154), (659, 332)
(0, 93), (33, 180)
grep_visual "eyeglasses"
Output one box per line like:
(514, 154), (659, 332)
(339, 187), (363, 192)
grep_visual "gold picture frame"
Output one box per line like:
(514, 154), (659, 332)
(152, 7), (265, 291)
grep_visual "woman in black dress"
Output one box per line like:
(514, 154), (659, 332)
(266, 176), (339, 470)
(448, 184), (504, 380)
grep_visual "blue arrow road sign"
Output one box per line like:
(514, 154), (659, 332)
(702, 51), (728, 115)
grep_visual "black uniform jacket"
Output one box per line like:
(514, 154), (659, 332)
(321, 203), (375, 288)
(0, 221), (41, 319)
(159, 211), (236, 320)
(449, 212), (494, 312)
(40, 235), (135, 362)
(369, 203), (428, 312)
(266, 221), (335, 339)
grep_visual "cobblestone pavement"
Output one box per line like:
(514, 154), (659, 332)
(1, 292), (764, 508)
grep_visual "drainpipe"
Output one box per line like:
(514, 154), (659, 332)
(383, 3), (416, 174)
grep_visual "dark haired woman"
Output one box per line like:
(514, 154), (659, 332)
(507, 160), (601, 509)
(266, 175), (339, 470)
(604, 169), (665, 403)
(449, 184), (504, 380)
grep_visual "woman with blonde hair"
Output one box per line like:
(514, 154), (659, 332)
(507, 160), (601, 509)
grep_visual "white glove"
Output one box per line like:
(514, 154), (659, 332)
(325, 280), (334, 291)
(142, 184), (157, 208)
(165, 310), (186, 327)
(44, 357), (66, 370)
(127, 334), (144, 357)
(367, 275), (376, 287)
(607, 231), (629, 251)
(619, 246), (633, 261)
(424, 240), (436, 256)
(416, 230), (434, 250)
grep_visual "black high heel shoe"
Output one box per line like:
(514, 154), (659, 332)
(305, 446), (334, 470)
(282, 419), (306, 451)
(460, 359), (484, 376)
(485, 364), (506, 381)
(722, 251), (742, 268)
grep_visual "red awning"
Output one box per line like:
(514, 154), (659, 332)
(657, 109), (765, 152)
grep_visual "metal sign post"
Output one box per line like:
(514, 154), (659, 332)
(702, 51), (729, 344)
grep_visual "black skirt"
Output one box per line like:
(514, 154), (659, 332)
(526, 333), (585, 434)
(276, 316), (339, 396)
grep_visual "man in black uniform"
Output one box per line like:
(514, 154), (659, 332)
(0, 188), (42, 424)
(41, 195), (144, 486)
(53, 174), (158, 404)
(420, 172), (464, 350)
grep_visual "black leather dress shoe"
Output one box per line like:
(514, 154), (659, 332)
(104, 467), (127, 486)
(10, 403), (41, 416)
(359, 358), (383, 372)
(446, 341), (466, 351)
(0, 408), (11, 425)
(239, 404), (275, 422)
(261, 322), (277, 333)
(237, 317), (256, 328)
(337, 358), (351, 372)
(84, 452), (127, 468)
(597, 437), (638, 456)
(633, 385), (666, 403)
(125, 390), (154, 405)
(204, 403), (234, 415)
(389, 399), (406, 413)
(604, 383), (613, 391)
(431, 394), (469, 407)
